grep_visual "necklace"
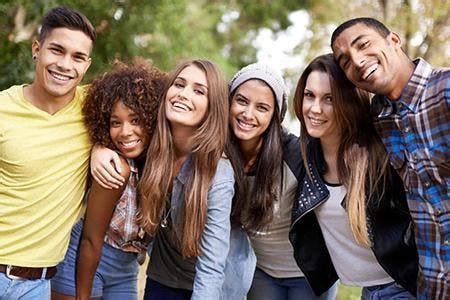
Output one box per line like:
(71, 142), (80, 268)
(161, 195), (172, 228)
(161, 207), (171, 228)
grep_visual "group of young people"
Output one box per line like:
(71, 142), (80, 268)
(0, 6), (448, 300)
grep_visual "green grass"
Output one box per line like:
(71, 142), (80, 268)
(336, 284), (361, 300)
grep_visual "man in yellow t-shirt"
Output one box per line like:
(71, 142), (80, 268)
(0, 7), (96, 299)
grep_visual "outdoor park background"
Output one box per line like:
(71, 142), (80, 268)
(1, 0), (449, 299)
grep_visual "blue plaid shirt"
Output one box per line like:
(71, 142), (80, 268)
(371, 58), (449, 299)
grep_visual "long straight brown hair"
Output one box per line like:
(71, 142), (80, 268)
(138, 59), (229, 257)
(293, 54), (390, 247)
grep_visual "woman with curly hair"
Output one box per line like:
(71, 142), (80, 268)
(51, 60), (165, 300)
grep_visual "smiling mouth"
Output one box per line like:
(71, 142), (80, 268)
(119, 140), (141, 149)
(48, 70), (73, 81)
(362, 63), (378, 81)
(172, 101), (191, 111)
(236, 119), (256, 130)
(309, 117), (326, 126)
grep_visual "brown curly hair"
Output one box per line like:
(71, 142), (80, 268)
(83, 59), (166, 150)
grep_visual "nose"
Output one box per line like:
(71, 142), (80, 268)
(241, 105), (255, 119)
(350, 50), (366, 68)
(310, 99), (322, 114)
(178, 86), (192, 100)
(120, 122), (133, 137)
(56, 54), (72, 71)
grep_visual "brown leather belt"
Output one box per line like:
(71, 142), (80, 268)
(0, 264), (57, 280)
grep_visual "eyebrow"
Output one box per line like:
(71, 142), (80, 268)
(176, 76), (208, 90)
(48, 42), (90, 59)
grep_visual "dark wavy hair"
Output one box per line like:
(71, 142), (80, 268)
(39, 6), (96, 44)
(82, 59), (166, 152)
(226, 80), (284, 232)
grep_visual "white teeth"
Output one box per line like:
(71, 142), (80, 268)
(49, 71), (71, 81)
(121, 140), (140, 148)
(173, 101), (190, 111)
(237, 119), (255, 129)
(362, 63), (378, 80)
(309, 117), (325, 126)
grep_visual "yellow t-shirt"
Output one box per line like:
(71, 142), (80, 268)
(0, 85), (91, 267)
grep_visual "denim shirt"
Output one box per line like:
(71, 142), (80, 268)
(168, 154), (255, 299)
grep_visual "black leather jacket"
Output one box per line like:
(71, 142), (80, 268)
(288, 138), (418, 296)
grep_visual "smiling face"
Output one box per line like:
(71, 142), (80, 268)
(230, 79), (275, 148)
(302, 71), (340, 145)
(109, 101), (149, 159)
(165, 65), (209, 131)
(332, 23), (407, 100)
(32, 27), (92, 103)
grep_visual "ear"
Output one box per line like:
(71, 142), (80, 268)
(388, 32), (402, 49)
(31, 40), (40, 58)
(84, 57), (92, 73)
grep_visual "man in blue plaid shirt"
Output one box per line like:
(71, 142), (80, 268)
(331, 17), (449, 299)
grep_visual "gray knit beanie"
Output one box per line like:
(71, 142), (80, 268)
(229, 62), (287, 120)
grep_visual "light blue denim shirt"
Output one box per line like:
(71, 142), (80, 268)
(168, 154), (256, 299)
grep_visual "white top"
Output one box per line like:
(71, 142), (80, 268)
(314, 183), (393, 286)
(250, 163), (304, 278)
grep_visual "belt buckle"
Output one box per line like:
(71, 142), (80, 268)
(5, 265), (24, 280)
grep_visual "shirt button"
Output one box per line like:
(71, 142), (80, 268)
(424, 181), (430, 188)
(436, 208), (442, 216)
(445, 239), (450, 245)
(404, 126), (410, 133)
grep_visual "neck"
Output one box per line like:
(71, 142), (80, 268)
(320, 137), (340, 184)
(387, 58), (415, 101)
(171, 125), (195, 159)
(23, 83), (76, 115)
(238, 138), (263, 172)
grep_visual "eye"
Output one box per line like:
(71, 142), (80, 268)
(360, 40), (370, 49)
(304, 91), (314, 98)
(110, 120), (121, 127)
(130, 117), (140, 125)
(50, 47), (63, 54)
(194, 88), (205, 95)
(257, 105), (270, 112)
(73, 55), (87, 62)
(235, 96), (248, 105)
(173, 81), (185, 88)
(324, 96), (332, 103)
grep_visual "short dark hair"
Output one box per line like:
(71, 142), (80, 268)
(331, 17), (390, 47)
(39, 6), (96, 43)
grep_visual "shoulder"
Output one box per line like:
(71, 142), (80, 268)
(0, 85), (23, 100)
(211, 157), (235, 185)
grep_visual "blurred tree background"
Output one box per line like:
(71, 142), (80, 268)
(1, 0), (448, 91)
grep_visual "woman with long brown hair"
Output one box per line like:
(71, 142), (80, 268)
(290, 54), (418, 299)
(138, 59), (235, 299)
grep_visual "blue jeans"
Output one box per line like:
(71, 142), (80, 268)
(144, 278), (192, 300)
(0, 272), (50, 300)
(247, 267), (338, 300)
(51, 220), (139, 299)
(361, 282), (415, 299)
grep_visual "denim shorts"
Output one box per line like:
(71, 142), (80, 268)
(51, 220), (139, 299)
(361, 281), (415, 299)
(247, 267), (338, 300)
(0, 272), (50, 300)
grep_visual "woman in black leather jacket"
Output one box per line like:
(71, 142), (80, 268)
(289, 54), (418, 299)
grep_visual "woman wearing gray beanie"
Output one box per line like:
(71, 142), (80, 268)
(225, 63), (337, 300)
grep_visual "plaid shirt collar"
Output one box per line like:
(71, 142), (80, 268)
(371, 58), (433, 117)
